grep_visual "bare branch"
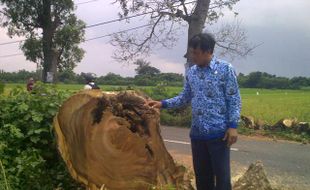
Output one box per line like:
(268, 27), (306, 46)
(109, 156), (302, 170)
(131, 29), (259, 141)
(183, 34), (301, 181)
(110, 16), (181, 62)
(158, 11), (176, 18)
(212, 20), (259, 60)
(134, 15), (163, 50)
(111, 0), (250, 65)
(179, 0), (189, 16)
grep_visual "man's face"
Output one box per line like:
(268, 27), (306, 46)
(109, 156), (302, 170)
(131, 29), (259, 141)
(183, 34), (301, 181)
(189, 48), (212, 67)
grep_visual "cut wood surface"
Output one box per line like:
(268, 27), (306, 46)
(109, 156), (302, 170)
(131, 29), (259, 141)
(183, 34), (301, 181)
(53, 90), (193, 190)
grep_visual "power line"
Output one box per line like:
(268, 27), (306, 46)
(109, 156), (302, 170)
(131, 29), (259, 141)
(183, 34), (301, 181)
(0, 0), (196, 47)
(85, 0), (196, 29)
(0, 12), (158, 45)
(0, 40), (25, 46)
(85, 23), (154, 41)
(0, 0), (102, 46)
(0, 22), (156, 57)
(76, 0), (100, 5)
(85, 12), (151, 29)
(0, 53), (23, 58)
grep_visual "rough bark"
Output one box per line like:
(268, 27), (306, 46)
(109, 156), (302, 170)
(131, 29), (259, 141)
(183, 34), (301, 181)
(186, 0), (211, 68)
(53, 90), (193, 190)
(42, 0), (57, 83)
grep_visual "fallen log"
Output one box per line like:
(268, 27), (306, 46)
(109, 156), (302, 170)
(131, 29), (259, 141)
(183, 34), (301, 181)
(53, 90), (193, 190)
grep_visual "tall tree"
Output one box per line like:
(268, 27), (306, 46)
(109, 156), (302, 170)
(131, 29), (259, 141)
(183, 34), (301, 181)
(112, 0), (256, 69)
(134, 59), (161, 76)
(0, 0), (85, 82)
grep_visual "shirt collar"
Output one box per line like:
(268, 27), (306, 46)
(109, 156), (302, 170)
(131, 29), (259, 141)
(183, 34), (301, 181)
(195, 55), (217, 71)
(209, 55), (217, 70)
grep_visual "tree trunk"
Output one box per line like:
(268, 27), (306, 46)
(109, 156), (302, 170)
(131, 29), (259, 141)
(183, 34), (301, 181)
(185, 0), (211, 70)
(53, 90), (194, 190)
(42, 0), (57, 83)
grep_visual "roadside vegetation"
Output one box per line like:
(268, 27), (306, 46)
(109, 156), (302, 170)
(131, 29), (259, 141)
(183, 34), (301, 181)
(0, 81), (309, 189)
(2, 83), (310, 143)
(0, 83), (82, 189)
(1, 66), (310, 188)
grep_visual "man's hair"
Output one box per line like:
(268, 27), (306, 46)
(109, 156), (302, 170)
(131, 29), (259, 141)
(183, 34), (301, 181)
(188, 33), (216, 53)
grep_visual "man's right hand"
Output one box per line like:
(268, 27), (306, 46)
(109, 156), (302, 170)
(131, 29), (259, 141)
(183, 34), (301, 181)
(146, 100), (162, 109)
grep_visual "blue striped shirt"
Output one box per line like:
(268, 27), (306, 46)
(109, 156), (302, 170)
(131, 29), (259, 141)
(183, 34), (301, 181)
(161, 56), (241, 140)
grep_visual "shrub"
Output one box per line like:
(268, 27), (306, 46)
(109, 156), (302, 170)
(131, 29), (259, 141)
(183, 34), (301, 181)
(160, 107), (192, 127)
(0, 83), (82, 189)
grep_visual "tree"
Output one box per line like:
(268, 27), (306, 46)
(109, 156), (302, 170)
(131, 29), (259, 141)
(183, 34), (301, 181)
(244, 71), (262, 88)
(112, 0), (256, 69)
(134, 59), (161, 76)
(57, 69), (77, 83)
(0, 0), (85, 82)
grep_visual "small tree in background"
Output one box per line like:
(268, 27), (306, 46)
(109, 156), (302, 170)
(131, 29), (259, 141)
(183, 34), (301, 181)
(134, 59), (161, 76)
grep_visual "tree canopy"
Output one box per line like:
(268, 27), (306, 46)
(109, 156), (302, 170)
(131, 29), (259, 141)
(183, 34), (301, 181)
(0, 0), (85, 82)
(1, 69), (309, 90)
(134, 59), (161, 76)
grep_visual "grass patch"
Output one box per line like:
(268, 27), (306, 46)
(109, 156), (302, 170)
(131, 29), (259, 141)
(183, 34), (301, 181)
(240, 88), (310, 123)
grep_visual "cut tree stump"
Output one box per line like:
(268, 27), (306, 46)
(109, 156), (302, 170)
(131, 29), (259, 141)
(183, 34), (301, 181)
(53, 90), (193, 190)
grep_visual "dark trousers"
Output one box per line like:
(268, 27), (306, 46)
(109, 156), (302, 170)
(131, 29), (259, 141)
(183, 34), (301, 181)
(191, 138), (231, 190)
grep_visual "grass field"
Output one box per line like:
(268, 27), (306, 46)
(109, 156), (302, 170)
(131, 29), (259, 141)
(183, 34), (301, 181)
(3, 83), (310, 124)
(240, 88), (310, 124)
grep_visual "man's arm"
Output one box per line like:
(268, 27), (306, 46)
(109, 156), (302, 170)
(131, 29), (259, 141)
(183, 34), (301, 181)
(223, 64), (241, 146)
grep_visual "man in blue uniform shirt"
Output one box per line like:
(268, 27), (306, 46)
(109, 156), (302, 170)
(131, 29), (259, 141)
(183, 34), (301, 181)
(147, 33), (241, 190)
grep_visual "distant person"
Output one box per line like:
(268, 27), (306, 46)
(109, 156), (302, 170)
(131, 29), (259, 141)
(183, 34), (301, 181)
(26, 77), (35, 92)
(82, 73), (100, 90)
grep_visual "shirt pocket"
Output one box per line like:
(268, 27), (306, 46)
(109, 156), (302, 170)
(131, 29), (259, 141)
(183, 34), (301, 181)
(204, 79), (217, 98)
(205, 75), (225, 98)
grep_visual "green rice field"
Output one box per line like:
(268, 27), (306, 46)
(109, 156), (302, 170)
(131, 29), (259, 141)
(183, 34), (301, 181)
(3, 83), (310, 124)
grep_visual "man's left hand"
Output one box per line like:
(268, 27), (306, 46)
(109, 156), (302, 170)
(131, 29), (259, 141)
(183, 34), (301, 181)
(223, 128), (238, 147)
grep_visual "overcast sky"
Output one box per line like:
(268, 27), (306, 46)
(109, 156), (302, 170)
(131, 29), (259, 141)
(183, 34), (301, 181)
(0, 0), (309, 78)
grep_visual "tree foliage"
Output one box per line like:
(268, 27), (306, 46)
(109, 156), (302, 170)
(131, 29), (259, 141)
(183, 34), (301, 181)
(237, 72), (310, 89)
(1, 69), (309, 89)
(134, 59), (161, 76)
(0, 69), (39, 83)
(0, 0), (85, 82)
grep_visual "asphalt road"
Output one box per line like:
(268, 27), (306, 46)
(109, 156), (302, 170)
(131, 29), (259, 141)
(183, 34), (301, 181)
(161, 126), (310, 190)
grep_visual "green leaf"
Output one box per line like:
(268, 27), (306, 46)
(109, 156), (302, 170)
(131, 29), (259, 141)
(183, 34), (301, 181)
(34, 128), (49, 134)
(30, 136), (40, 143)
(32, 114), (43, 123)
(5, 124), (24, 138)
(18, 103), (29, 111)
